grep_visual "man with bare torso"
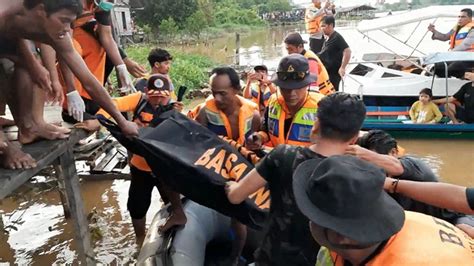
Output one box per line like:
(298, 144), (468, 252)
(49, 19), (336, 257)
(0, 0), (138, 169)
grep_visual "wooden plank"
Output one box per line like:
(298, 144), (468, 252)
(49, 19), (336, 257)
(53, 163), (71, 219)
(80, 173), (131, 181)
(0, 129), (88, 199)
(57, 147), (95, 265)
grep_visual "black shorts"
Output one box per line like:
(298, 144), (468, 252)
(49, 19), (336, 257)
(127, 166), (163, 219)
(455, 105), (474, 123)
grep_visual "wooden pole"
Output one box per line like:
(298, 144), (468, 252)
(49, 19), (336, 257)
(235, 33), (240, 66)
(57, 148), (95, 265)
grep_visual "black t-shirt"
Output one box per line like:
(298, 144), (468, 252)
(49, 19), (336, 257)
(453, 82), (474, 123)
(393, 156), (466, 224)
(255, 145), (325, 265)
(318, 31), (349, 74)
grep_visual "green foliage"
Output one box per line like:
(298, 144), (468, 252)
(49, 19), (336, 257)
(159, 17), (179, 41)
(185, 10), (209, 39)
(125, 45), (214, 92)
(135, 0), (198, 29)
(212, 1), (264, 26)
(134, 0), (289, 36)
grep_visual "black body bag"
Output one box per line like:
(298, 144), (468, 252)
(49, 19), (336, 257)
(98, 110), (268, 229)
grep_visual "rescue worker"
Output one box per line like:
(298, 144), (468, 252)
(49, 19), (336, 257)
(95, 74), (185, 246)
(226, 92), (367, 265)
(170, 67), (261, 265)
(247, 54), (325, 150)
(195, 67), (261, 145)
(284, 32), (335, 95)
(293, 156), (474, 266)
(243, 65), (276, 115)
(305, 0), (336, 53)
(61, 0), (136, 123)
(429, 8), (474, 78)
(0, 0), (138, 169)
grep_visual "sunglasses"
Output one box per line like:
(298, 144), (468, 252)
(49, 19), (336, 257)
(277, 71), (308, 81)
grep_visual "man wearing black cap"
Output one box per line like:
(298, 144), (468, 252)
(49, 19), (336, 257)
(293, 155), (473, 266)
(243, 65), (276, 115)
(247, 54), (325, 150)
(227, 92), (367, 265)
(284, 32), (335, 95)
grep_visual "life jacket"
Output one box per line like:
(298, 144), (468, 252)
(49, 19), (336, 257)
(130, 95), (174, 172)
(326, 211), (474, 266)
(303, 50), (335, 95)
(204, 95), (258, 145)
(187, 102), (205, 120)
(305, 5), (323, 35)
(267, 91), (324, 147)
(72, 1), (96, 30)
(71, 1), (106, 100)
(249, 82), (273, 109)
(450, 22), (474, 51)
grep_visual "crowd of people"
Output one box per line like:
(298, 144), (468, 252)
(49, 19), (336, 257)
(1, 1), (473, 265)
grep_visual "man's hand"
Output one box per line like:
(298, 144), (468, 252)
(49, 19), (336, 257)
(247, 72), (261, 82)
(118, 120), (139, 137)
(428, 23), (435, 33)
(338, 67), (346, 78)
(116, 64), (136, 93)
(50, 80), (64, 104)
(225, 181), (240, 204)
(66, 90), (85, 122)
(74, 119), (101, 132)
(246, 132), (263, 151)
(29, 62), (53, 93)
(124, 58), (147, 78)
(345, 144), (370, 158)
(173, 101), (184, 113)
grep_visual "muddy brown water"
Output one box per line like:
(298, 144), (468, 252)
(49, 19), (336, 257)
(1, 21), (474, 263)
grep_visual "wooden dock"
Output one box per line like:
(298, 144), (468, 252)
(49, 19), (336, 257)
(0, 129), (95, 265)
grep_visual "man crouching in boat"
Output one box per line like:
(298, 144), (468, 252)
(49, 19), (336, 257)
(92, 74), (186, 246)
(295, 156), (473, 266)
(433, 71), (474, 124)
(173, 67), (260, 265)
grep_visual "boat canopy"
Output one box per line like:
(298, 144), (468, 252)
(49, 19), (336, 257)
(357, 5), (474, 32)
(422, 52), (474, 65)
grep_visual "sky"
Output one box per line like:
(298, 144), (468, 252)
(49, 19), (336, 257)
(292, 0), (401, 7)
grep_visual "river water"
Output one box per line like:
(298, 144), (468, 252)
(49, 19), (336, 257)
(1, 18), (473, 264)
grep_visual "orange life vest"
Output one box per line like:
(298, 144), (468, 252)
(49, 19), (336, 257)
(327, 211), (474, 266)
(303, 50), (335, 95)
(95, 92), (158, 172)
(305, 5), (323, 35)
(249, 82), (274, 110)
(73, 1), (96, 29)
(71, 1), (106, 100)
(267, 91), (324, 147)
(450, 22), (474, 51)
(204, 95), (258, 145)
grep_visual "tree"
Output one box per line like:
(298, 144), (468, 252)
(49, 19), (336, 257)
(135, 0), (198, 29)
(159, 17), (179, 42)
(185, 10), (208, 39)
